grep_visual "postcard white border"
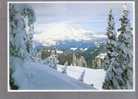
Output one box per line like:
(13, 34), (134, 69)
(7, 1), (135, 92)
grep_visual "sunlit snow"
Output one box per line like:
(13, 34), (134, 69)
(57, 65), (106, 89)
(33, 22), (106, 46)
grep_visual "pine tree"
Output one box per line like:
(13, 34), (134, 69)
(9, 4), (36, 89)
(103, 9), (116, 70)
(48, 49), (59, 70)
(22, 7), (35, 56)
(72, 53), (77, 66)
(10, 4), (35, 59)
(116, 6), (133, 89)
(103, 7), (133, 89)
(62, 61), (68, 74)
(10, 4), (27, 59)
(102, 9), (119, 89)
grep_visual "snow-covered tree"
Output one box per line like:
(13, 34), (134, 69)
(103, 6), (133, 89)
(78, 56), (87, 67)
(9, 4), (36, 89)
(72, 53), (87, 67)
(103, 9), (116, 70)
(10, 4), (35, 59)
(47, 49), (59, 70)
(62, 61), (68, 74)
(10, 4), (27, 59)
(116, 6), (133, 89)
(72, 53), (77, 66)
(21, 7), (35, 56)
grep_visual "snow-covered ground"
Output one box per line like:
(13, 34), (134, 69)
(12, 58), (94, 90)
(57, 65), (106, 89)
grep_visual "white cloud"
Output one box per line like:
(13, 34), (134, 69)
(33, 22), (106, 46)
(30, 3), (133, 24)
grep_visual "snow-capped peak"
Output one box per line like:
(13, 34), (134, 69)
(33, 22), (106, 46)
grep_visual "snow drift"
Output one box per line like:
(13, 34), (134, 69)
(57, 65), (106, 89)
(11, 57), (95, 90)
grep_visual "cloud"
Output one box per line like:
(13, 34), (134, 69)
(30, 2), (133, 24)
(33, 22), (106, 46)
(29, 2), (133, 33)
(30, 2), (132, 46)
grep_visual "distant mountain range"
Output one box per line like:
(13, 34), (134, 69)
(52, 40), (96, 49)
(33, 23), (107, 49)
(33, 38), (107, 51)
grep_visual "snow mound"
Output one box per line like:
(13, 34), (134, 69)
(57, 65), (106, 89)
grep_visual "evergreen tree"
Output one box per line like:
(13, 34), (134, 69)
(48, 49), (59, 70)
(21, 7), (36, 55)
(9, 4), (36, 89)
(62, 61), (68, 74)
(102, 9), (118, 89)
(103, 7), (133, 89)
(10, 4), (35, 59)
(103, 9), (116, 70)
(116, 6), (133, 89)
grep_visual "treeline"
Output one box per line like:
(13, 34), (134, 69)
(39, 45), (106, 69)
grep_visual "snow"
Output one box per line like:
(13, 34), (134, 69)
(33, 22), (107, 46)
(70, 48), (77, 51)
(70, 48), (88, 51)
(84, 48), (88, 51)
(57, 65), (106, 89)
(33, 22), (93, 46)
(96, 53), (107, 59)
(12, 57), (94, 90)
(12, 56), (105, 90)
(80, 48), (88, 51)
(10, 4), (106, 90)
(56, 50), (63, 54)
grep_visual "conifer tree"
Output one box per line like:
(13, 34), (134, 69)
(102, 9), (118, 89)
(9, 4), (36, 89)
(104, 9), (116, 70)
(103, 6), (133, 89)
(48, 49), (59, 70)
(116, 6), (133, 89)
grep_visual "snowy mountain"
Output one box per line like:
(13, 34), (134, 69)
(33, 23), (107, 48)
(33, 37), (107, 51)
(52, 40), (97, 49)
